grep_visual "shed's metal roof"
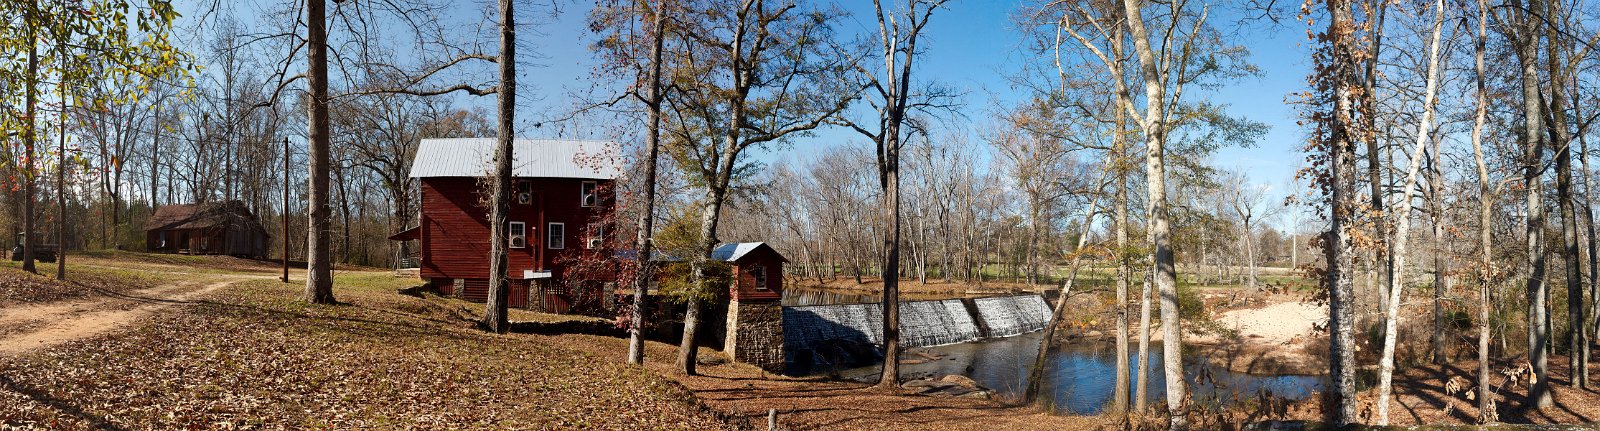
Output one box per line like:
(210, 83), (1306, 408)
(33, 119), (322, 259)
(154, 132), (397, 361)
(712, 242), (789, 263)
(633, 242), (787, 263)
(409, 138), (623, 179)
(710, 242), (766, 262)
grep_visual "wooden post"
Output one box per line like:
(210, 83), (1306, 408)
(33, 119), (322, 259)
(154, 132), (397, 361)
(282, 137), (290, 283)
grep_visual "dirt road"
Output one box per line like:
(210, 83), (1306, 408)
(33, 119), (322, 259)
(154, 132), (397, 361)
(0, 278), (238, 355)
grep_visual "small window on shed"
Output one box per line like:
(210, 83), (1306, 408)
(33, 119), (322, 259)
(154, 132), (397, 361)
(509, 222), (526, 249)
(581, 181), (598, 207)
(750, 265), (769, 291)
(547, 222), (565, 250)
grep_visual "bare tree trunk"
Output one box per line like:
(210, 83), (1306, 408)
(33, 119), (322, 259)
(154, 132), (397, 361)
(1544, 0), (1586, 387)
(1512, 0), (1552, 406)
(1374, 0), (1444, 422)
(480, 0), (515, 333)
(335, 163), (352, 264)
(677, 195), (726, 375)
(1244, 219), (1258, 293)
(1365, 0), (1391, 320)
(917, 216), (928, 284)
(1119, 0), (1186, 424)
(1430, 136), (1447, 365)
(1291, 227), (1298, 269)
(1322, 0), (1364, 422)
(282, 137), (291, 283)
(878, 155), (902, 386)
(150, 106), (161, 210)
(628, 5), (666, 366)
(1025, 194), (1101, 405)
(1581, 95), (1600, 370)
(1558, 125), (1585, 390)
(302, 0), (336, 304)
(1470, 0), (1495, 419)
(1135, 272), (1152, 412)
(1027, 200), (1039, 287)
(858, 0), (947, 387)
(1113, 108), (1132, 415)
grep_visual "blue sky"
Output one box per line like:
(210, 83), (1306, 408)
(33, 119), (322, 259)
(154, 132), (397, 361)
(518, 1), (1313, 213)
(184, 0), (1316, 229)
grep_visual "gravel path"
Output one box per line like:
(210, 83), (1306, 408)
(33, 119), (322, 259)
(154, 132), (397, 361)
(0, 279), (236, 355)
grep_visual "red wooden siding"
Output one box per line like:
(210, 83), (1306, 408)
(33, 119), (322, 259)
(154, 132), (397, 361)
(430, 278), (531, 308)
(419, 177), (612, 280)
(730, 247), (784, 301)
(418, 177), (614, 310)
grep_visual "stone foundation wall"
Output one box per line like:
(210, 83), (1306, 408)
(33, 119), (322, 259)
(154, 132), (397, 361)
(725, 299), (784, 373)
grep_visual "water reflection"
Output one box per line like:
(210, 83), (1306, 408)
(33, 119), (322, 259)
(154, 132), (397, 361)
(834, 332), (1326, 415)
(781, 285), (1035, 306)
(782, 287), (880, 306)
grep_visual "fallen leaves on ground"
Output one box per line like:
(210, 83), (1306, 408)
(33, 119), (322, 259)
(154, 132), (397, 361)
(0, 265), (161, 305)
(0, 275), (733, 430)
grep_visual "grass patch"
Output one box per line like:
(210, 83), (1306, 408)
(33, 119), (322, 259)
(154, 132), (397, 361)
(0, 262), (165, 305)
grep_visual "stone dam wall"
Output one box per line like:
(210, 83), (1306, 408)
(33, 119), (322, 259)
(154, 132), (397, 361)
(782, 295), (1053, 373)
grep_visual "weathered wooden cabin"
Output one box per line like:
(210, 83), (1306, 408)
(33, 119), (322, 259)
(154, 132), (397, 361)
(144, 201), (270, 257)
(399, 138), (621, 313)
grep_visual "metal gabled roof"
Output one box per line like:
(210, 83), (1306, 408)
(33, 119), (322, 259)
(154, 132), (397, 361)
(628, 242), (788, 263)
(409, 138), (623, 179)
(710, 242), (787, 263)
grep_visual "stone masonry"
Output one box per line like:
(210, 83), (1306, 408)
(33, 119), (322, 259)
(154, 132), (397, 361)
(725, 299), (784, 373)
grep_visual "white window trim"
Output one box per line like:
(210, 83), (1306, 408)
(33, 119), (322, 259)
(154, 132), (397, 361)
(508, 222), (526, 249)
(547, 222), (565, 250)
(581, 181), (598, 207)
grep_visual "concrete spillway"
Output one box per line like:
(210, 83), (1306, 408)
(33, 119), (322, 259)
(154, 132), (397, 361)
(782, 295), (1052, 374)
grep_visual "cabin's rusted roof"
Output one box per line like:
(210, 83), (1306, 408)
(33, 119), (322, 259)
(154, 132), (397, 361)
(409, 138), (623, 179)
(145, 201), (265, 232)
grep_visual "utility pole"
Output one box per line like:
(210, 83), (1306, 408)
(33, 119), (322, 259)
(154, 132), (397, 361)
(282, 137), (290, 283)
(56, 70), (68, 281)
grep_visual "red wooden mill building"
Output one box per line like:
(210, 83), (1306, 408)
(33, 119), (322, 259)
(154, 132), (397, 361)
(392, 138), (621, 313)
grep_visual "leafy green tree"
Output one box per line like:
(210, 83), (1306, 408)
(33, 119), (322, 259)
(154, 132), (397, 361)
(0, 0), (191, 278)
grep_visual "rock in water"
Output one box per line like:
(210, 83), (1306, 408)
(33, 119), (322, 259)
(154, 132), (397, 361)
(938, 374), (980, 389)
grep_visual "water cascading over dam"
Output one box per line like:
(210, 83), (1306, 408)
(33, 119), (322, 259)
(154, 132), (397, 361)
(972, 295), (1053, 337)
(782, 295), (1052, 374)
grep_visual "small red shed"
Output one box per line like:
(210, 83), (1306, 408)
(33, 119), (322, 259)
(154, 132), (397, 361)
(710, 242), (788, 373)
(709, 242), (788, 300)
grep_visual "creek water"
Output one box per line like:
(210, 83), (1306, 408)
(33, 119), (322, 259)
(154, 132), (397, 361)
(783, 286), (1326, 414)
(833, 331), (1327, 415)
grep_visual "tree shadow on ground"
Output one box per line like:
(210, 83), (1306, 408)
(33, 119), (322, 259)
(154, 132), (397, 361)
(0, 374), (128, 431)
